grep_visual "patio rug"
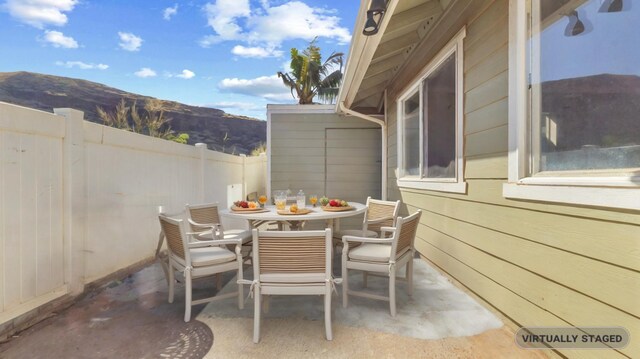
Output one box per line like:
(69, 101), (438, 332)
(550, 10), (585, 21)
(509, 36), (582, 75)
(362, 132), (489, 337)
(196, 258), (521, 358)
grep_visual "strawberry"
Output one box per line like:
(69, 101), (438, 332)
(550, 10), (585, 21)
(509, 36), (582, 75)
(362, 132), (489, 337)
(239, 201), (249, 208)
(329, 200), (339, 207)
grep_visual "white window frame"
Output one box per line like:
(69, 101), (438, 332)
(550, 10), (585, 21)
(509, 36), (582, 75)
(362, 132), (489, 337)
(504, 0), (640, 211)
(396, 28), (467, 194)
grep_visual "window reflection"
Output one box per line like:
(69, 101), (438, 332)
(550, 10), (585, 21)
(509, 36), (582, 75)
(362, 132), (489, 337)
(530, 0), (640, 172)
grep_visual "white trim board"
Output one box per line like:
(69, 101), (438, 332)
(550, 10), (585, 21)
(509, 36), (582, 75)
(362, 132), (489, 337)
(395, 27), (467, 194)
(267, 104), (335, 114)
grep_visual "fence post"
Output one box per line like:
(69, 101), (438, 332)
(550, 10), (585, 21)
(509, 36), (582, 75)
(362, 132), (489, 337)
(195, 143), (206, 202)
(240, 154), (247, 200)
(55, 108), (86, 295)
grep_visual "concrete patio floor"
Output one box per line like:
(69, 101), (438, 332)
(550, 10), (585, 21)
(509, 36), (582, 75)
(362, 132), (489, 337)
(0, 261), (547, 359)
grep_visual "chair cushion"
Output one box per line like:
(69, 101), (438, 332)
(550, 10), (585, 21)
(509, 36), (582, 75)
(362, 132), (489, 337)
(348, 243), (392, 262)
(223, 229), (252, 244)
(194, 229), (251, 244)
(334, 229), (378, 239)
(190, 247), (236, 267)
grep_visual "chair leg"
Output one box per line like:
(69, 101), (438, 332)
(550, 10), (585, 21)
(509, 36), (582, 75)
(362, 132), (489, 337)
(325, 284), (333, 341)
(168, 263), (175, 303)
(238, 261), (244, 310)
(342, 251), (349, 308)
(407, 257), (414, 297)
(363, 272), (368, 288)
(389, 266), (396, 317)
(184, 270), (192, 322)
(253, 287), (262, 344)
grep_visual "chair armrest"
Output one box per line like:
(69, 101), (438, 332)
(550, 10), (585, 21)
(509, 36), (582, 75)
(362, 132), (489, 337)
(379, 226), (396, 238)
(187, 238), (242, 248)
(187, 219), (221, 228)
(187, 230), (219, 241)
(342, 235), (393, 244)
(366, 216), (394, 225)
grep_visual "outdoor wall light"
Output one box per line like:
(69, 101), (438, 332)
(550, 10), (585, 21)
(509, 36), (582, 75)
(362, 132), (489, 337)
(363, 0), (387, 36)
(599, 0), (623, 12)
(565, 10), (585, 36)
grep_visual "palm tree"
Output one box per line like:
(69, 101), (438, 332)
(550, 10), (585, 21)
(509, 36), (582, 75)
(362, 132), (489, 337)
(277, 40), (344, 104)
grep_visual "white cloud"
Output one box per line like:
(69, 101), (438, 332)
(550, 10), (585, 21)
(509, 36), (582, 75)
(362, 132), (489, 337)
(118, 32), (142, 51)
(218, 74), (293, 102)
(201, 0), (250, 45)
(5, 0), (78, 28)
(43, 30), (78, 48)
(200, 0), (351, 51)
(176, 69), (195, 79)
(247, 2), (351, 45)
(231, 45), (282, 58)
(55, 61), (108, 70)
(134, 67), (157, 78)
(163, 4), (178, 20)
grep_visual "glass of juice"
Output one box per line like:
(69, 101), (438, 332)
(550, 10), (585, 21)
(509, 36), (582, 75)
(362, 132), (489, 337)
(309, 195), (318, 207)
(258, 195), (267, 208)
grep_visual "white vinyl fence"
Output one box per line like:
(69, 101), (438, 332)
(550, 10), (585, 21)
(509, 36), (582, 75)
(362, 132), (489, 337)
(0, 102), (266, 325)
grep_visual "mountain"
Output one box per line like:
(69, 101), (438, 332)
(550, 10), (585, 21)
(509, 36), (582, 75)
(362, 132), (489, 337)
(540, 73), (640, 150)
(0, 72), (266, 155)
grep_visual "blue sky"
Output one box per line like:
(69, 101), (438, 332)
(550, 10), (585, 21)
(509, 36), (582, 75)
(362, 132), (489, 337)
(0, 0), (359, 119)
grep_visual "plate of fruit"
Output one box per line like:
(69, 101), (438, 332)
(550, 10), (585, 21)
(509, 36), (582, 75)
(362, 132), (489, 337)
(231, 201), (265, 212)
(276, 203), (313, 215)
(320, 197), (354, 212)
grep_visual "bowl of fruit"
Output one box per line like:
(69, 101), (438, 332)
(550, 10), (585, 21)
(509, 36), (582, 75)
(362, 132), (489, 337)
(231, 200), (262, 212)
(320, 198), (354, 212)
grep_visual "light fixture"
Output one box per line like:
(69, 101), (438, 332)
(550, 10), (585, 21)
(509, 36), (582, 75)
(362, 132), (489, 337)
(565, 10), (585, 36)
(599, 0), (623, 13)
(362, 0), (387, 36)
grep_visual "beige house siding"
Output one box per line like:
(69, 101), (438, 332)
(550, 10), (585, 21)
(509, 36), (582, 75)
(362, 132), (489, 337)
(385, 1), (640, 358)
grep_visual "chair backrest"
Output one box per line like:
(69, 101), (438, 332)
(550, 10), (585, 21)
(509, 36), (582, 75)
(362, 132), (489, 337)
(186, 202), (221, 233)
(246, 192), (258, 202)
(252, 229), (332, 283)
(391, 210), (422, 258)
(159, 214), (189, 263)
(364, 197), (401, 233)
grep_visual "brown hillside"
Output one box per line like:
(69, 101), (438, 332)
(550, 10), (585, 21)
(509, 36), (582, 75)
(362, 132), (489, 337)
(0, 72), (266, 155)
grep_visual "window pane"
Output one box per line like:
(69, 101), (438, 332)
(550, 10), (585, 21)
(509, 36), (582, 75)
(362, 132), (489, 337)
(403, 92), (420, 176)
(423, 53), (456, 178)
(531, 0), (640, 172)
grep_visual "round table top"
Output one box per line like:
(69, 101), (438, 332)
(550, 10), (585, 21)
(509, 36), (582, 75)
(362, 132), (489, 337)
(220, 202), (366, 221)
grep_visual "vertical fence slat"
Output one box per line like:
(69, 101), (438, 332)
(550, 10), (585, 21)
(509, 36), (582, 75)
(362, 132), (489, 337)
(50, 139), (64, 289)
(35, 137), (53, 296)
(0, 132), (4, 312)
(19, 135), (37, 303)
(3, 133), (22, 310)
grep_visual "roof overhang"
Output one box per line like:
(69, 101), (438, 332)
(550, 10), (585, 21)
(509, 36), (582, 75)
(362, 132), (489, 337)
(337, 0), (450, 115)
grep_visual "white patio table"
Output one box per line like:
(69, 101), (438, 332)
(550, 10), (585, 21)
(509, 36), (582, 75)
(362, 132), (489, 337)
(219, 202), (366, 231)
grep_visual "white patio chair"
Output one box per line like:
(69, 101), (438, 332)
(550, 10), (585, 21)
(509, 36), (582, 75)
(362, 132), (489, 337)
(243, 228), (337, 343)
(186, 202), (252, 245)
(333, 197), (401, 240)
(341, 210), (422, 317)
(158, 214), (245, 322)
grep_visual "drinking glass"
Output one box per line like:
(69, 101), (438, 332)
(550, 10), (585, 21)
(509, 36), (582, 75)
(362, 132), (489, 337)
(258, 195), (267, 208)
(273, 190), (287, 210)
(309, 195), (318, 207)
